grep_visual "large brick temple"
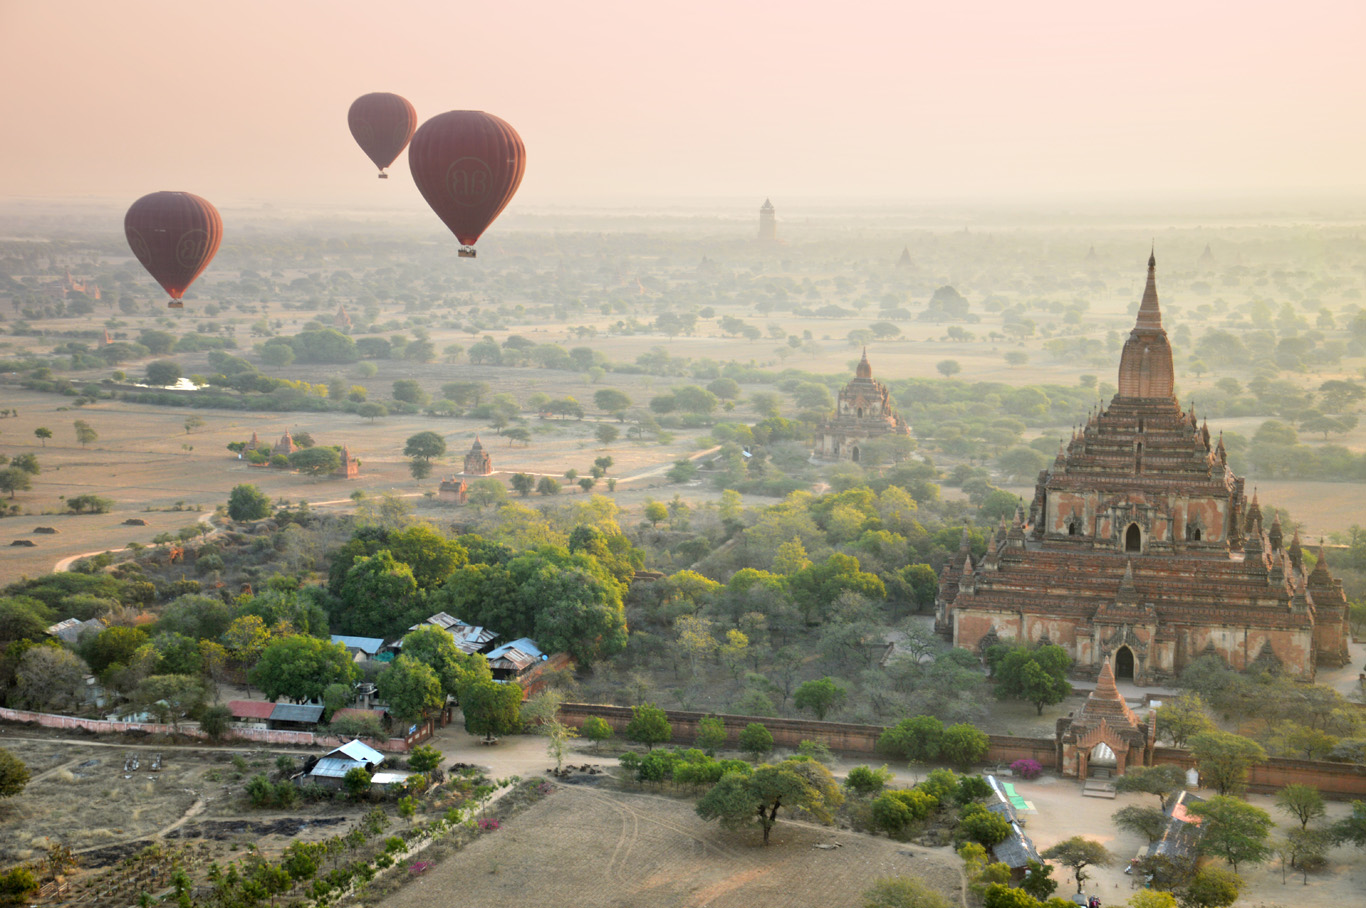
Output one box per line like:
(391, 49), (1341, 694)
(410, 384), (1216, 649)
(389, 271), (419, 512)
(935, 253), (1350, 682)
(812, 349), (909, 463)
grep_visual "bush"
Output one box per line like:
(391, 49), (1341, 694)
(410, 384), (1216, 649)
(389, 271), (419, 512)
(845, 764), (893, 797)
(956, 803), (1012, 847)
(1010, 758), (1043, 780)
(872, 788), (939, 838)
(408, 745), (442, 773)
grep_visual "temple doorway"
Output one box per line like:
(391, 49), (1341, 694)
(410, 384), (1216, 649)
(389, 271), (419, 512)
(1125, 524), (1142, 552)
(851, 445), (860, 463)
(1114, 645), (1135, 681)
(1088, 742), (1117, 779)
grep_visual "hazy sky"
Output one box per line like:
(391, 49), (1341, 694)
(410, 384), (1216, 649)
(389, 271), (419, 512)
(2, 0), (1364, 210)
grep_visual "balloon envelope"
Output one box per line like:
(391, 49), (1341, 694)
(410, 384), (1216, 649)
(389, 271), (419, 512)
(124, 192), (223, 301)
(408, 110), (525, 248)
(348, 92), (418, 175)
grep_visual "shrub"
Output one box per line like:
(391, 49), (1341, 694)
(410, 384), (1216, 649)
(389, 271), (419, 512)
(845, 764), (893, 797)
(1010, 758), (1043, 780)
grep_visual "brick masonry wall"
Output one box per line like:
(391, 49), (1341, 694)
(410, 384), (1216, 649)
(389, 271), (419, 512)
(560, 704), (1366, 797)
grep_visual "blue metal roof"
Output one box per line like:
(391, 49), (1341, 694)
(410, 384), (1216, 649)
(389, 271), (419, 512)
(331, 635), (385, 655)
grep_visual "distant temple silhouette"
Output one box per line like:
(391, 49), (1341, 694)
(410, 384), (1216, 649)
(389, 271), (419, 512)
(758, 198), (776, 241)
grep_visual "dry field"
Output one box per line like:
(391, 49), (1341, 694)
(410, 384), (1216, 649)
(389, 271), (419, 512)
(381, 782), (964, 908)
(0, 731), (356, 871)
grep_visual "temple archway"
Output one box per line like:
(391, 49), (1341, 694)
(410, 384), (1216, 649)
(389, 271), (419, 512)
(1114, 645), (1135, 681)
(1125, 523), (1142, 552)
(1090, 742), (1117, 766)
(851, 445), (861, 463)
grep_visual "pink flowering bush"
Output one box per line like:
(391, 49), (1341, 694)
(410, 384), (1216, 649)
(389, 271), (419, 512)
(476, 818), (501, 832)
(1010, 758), (1042, 780)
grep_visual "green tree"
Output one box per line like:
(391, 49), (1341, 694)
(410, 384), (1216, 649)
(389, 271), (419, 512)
(510, 472), (535, 497)
(696, 759), (842, 845)
(1155, 692), (1215, 746)
(593, 388), (632, 415)
(0, 749), (30, 799)
(1275, 783), (1325, 830)
(337, 551), (420, 637)
(1331, 800), (1366, 846)
(536, 476), (561, 496)
(794, 676), (848, 720)
(9, 454), (39, 475)
(343, 766), (372, 800)
(1041, 836), (1112, 893)
(595, 424), (619, 446)
(1188, 795), (1273, 873)
(582, 715), (614, 752)
(73, 419), (97, 447)
(0, 468), (31, 499)
(404, 430), (446, 479)
(1113, 764), (1187, 811)
(845, 764), (893, 797)
(289, 446), (341, 476)
(738, 723), (774, 762)
(644, 500), (668, 527)
(356, 401), (388, 421)
(400, 624), (487, 700)
(1182, 866), (1241, 908)
(392, 379), (429, 406)
(81, 625), (149, 675)
(990, 644), (1072, 714)
(625, 703), (672, 751)
(198, 704), (233, 741)
(33, 427), (51, 446)
(249, 635), (357, 703)
(861, 876), (951, 908)
(696, 715), (726, 756)
(145, 359), (181, 386)
(227, 484), (272, 521)
(1189, 731), (1267, 796)
(878, 715), (944, 763)
(1020, 860), (1058, 902)
(1112, 805), (1169, 843)
(940, 723), (989, 770)
(461, 678), (523, 743)
(377, 655), (443, 725)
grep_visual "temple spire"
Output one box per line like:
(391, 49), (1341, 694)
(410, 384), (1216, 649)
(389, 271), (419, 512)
(1137, 248), (1162, 330)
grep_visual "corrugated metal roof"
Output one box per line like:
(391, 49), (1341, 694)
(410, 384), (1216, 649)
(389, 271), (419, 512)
(370, 772), (413, 785)
(310, 757), (359, 779)
(330, 635), (384, 654)
(268, 703), (324, 724)
(228, 700), (276, 719)
(992, 822), (1041, 868)
(327, 739), (384, 764)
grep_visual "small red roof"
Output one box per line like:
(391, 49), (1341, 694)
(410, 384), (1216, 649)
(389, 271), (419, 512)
(228, 700), (275, 720)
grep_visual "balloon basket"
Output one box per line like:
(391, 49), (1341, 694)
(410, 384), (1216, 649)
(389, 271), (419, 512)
(167, 300), (184, 309)
(458, 247), (477, 258)
(378, 173), (388, 179)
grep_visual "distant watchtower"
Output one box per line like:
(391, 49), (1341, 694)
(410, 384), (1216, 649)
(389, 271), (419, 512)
(758, 198), (776, 241)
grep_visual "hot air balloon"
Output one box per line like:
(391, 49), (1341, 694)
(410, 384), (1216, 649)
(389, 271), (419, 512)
(124, 192), (223, 309)
(408, 110), (525, 258)
(348, 92), (418, 179)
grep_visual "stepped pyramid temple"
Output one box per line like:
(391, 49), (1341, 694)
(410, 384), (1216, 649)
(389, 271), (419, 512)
(462, 437), (493, 476)
(813, 350), (910, 463)
(935, 253), (1350, 682)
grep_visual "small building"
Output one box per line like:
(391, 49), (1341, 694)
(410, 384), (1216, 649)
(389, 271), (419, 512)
(1152, 790), (1205, 861)
(486, 637), (547, 681)
(47, 617), (104, 646)
(982, 779), (1041, 877)
(227, 700), (275, 730)
(437, 477), (468, 504)
(1057, 656), (1155, 781)
(333, 305), (352, 329)
(335, 445), (360, 479)
(331, 635), (385, 662)
(268, 702), (324, 731)
(308, 739), (385, 787)
(462, 437), (493, 476)
(409, 612), (499, 654)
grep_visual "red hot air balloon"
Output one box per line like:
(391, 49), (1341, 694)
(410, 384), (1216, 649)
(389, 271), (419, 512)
(408, 110), (525, 258)
(124, 192), (223, 309)
(348, 92), (418, 179)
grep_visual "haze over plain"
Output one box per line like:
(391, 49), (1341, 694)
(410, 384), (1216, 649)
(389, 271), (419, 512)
(1, 0), (1364, 212)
